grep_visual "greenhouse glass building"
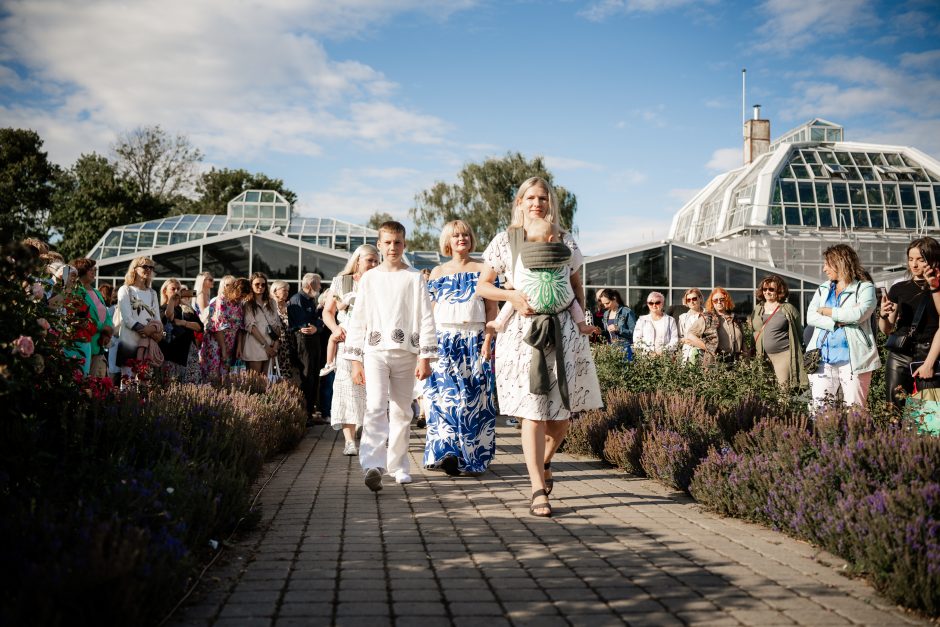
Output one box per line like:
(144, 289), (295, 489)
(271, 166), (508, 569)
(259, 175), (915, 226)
(668, 117), (940, 278)
(88, 190), (378, 291)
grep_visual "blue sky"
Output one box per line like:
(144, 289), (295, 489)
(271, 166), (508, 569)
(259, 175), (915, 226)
(2, 0), (939, 255)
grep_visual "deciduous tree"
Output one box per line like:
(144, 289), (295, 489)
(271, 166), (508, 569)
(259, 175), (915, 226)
(0, 128), (59, 243)
(366, 211), (394, 231)
(178, 167), (298, 215)
(112, 125), (203, 201)
(408, 152), (576, 251)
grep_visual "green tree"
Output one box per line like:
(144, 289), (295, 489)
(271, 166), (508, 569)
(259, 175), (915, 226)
(112, 125), (203, 201)
(408, 152), (577, 251)
(366, 211), (394, 231)
(177, 167), (298, 215)
(0, 128), (59, 243)
(49, 153), (167, 259)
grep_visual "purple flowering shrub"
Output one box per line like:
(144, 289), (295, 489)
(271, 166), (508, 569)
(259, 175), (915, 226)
(640, 427), (695, 490)
(690, 407), (940, 615)
(603, 427), (644, 475)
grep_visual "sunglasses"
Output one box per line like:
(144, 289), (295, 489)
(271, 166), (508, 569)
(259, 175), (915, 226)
(647, 301), (663, 305)
(686, 296), (699, 302)
(253, 282), (267, 288)
(763, 288), (777, 293)
(712, 297), (726, 303)
(139, 265), (155, 271)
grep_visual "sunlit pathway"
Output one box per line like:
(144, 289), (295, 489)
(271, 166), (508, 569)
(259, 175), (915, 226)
(171, 423), (928, 627)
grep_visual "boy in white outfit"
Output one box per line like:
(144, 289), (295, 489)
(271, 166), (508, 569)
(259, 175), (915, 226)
(345, 221), (437, 491)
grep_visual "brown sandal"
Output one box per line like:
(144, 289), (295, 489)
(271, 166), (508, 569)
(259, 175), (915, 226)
(529, 489), (552, 517)
(544, 462), (554, 495)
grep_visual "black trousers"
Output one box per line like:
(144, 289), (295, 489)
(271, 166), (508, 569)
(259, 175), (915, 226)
(296, 332), (322, 416)
(885, 351), (915, 410)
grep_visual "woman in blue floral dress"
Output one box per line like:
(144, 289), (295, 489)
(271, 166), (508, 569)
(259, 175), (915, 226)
(424, 220), (498, 476)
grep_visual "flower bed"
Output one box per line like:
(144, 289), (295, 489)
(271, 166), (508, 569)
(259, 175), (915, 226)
(0, 245), (307, 626)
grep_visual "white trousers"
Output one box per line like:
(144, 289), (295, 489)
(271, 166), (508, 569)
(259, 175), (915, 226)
(809, 362), (872, 411)
(359, 350), (417, 476)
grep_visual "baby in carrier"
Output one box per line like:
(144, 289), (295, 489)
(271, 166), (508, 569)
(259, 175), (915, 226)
(488, 217), (594, 335)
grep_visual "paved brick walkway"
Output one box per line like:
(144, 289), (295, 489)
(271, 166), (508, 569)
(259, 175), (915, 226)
(172, 424), (928, 627)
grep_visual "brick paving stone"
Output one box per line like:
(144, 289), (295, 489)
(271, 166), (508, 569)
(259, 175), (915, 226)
(167, 426), (930, 627)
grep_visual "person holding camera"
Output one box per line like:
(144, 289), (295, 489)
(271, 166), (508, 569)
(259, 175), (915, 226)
(242, 272), (282, 375)
(879, 237), (940, 409)
(159, 278), (203, 383)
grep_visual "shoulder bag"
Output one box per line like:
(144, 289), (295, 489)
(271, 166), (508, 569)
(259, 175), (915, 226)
(885, 293), (928, 353)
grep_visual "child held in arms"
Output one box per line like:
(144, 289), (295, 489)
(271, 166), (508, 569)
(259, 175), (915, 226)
(344, 221), (437, 491)
(487, 216), (595, 336)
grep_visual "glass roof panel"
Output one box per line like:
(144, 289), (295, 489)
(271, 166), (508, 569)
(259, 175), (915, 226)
(245, 191), (260, 202)
(141, 220), (161, 229)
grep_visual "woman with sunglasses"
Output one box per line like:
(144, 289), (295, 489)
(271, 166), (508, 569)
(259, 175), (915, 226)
(114, 257), (163, 372)
(706, 287), (744, 362)
(633, 292), (679, 355)
(678, 288), (717, 365)
(750, 275), (807, 390)
(242, 272), (282, 374)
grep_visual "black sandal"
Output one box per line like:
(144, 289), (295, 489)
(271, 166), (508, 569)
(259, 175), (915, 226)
(544, 462), (554, 495)
(441, 455), (460, 477)
(529, 489), (552, 517)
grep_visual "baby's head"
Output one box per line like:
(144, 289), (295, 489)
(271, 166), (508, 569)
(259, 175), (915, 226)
(526, 217), (556, 243)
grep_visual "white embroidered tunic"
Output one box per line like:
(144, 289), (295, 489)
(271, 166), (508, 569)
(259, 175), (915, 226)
(342, 267), (438, 361)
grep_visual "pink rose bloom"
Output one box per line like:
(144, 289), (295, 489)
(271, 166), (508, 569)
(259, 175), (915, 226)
(31, 282), (44, 300)
(13, 335), (35, 358)
(37, 318), (50, 331)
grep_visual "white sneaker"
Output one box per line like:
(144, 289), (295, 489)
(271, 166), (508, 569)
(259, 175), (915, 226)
(364, 468), (383, 492)
(319, 362), (336, 377)
(343, 441), (357, 456)
(394, 471), (412, 485)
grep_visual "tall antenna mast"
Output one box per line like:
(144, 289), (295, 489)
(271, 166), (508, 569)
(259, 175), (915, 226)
(742, 68), (746, 138)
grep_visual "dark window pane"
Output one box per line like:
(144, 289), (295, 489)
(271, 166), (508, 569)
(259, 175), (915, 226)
(301, 249), (346, 282)
(837, 207), (852, 228)
(819, 206), (834, 227)
(785, 206), (800, 225)
(886, 210), (901, 228)
(836, 152), (853, 166)
(802, 207), (817, 226)
(884, 184), (898, 205)
(849, 184), (866, 207)
(154, 247), (202, 278)
(903, 210), (917, 228)
(725, 290), (754, 318)
(870, 209), (885, 229)
(629, 289), (650, 316)
(586, 255), (626, 286)
(203, 237), (251, 278)
(832, 183), (849, 204)
(815, 182), (830, 204)
(798, 182), (814, 204)
(253, 236), (300, 280)
(629, 246), (668, 286)
(853, 210), (870, 228)
(769, 204), (783, 225)
(791, 165), (809, 179)
(670, 246), (710, 288)
(97, 262), (126, 277)
(781, 181), (797, 203)
(714, 258), (752, 288)
(900, 185), (917, 207)
(866, 184), (883, 205)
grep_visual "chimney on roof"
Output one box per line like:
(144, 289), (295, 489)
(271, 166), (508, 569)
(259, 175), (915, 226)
(744, 104), (770, 165)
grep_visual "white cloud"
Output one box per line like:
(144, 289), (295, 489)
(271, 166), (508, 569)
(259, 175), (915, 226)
(900, 49), (940, 70)
(576, 214), (671, 256)
(0, 0), (466, 165)
(706, 147), (741, 171)
(295, 166), (433, 224)
(544, 156), (605, 172)
(579, 0), (717, 22)
(668, 188), (701, 204)
(752, 0), (879, 53)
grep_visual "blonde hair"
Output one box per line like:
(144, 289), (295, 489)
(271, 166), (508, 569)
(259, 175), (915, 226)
(340, 244), (380, 276)
(193, 271), (213, 297)
(217, 275), (235, 298)
(509, 177), (561, 230)
(160, 278), (182, 305)
(824, 244), (867, 283)
(438, 220), (476, 256)
(124, 257), (154, 288)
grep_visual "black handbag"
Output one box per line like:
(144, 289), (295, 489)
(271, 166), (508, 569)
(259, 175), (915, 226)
(886, 294), (929, 353)
(803, 330), (828, 374)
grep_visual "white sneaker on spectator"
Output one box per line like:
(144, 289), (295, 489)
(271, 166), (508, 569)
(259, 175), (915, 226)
(343, 441), (357, 456)
(364, 468), (383, 492)
(394, 471), (412, 485)
(319, 362), (336, 377)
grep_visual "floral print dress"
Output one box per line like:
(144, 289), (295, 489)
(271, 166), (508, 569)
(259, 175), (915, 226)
(423, 272), (497, 474)
(200, 296), (243, 380)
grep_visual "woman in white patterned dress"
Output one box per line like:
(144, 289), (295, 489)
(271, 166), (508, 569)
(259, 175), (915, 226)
(477, 177), (602, 517)
(323, 244), (380, 455)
